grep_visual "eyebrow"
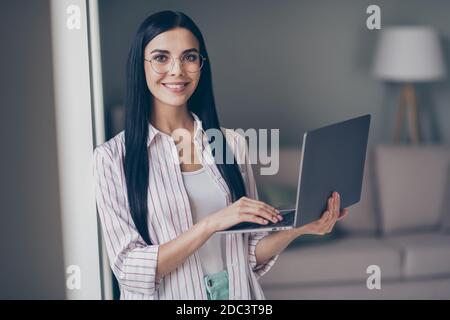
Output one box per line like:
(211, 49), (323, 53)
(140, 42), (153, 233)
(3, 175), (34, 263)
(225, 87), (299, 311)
(149, 48), (199, 55)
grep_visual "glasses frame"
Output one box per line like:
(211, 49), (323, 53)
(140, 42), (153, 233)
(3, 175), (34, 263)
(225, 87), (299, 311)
(144, 52), (207, 74)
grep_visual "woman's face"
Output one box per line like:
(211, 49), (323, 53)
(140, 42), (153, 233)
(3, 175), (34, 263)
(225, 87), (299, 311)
(144, 28), (202, 109)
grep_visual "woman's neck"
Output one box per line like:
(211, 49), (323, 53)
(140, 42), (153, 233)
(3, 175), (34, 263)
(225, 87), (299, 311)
(149, 102), (195, 137)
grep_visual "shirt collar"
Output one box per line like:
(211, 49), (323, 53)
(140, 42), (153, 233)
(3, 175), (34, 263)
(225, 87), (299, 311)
(147, 111), (204, 147)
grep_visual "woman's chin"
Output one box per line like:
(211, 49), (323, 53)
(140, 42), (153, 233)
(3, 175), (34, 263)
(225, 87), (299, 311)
(158, 98), (189, 108)
(160, 94), (191, 106)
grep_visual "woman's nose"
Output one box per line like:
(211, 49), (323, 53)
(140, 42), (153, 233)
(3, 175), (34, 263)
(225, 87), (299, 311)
(169, 58), (184, 76)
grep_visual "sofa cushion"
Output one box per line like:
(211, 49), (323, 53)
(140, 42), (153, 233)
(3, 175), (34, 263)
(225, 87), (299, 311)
(385, 232), (450, 278)
(375, 145), (450, 235)
(260, 236), (402, 286)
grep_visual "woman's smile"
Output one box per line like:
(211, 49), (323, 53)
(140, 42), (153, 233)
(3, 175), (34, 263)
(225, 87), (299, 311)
(161, 81), (190, 93)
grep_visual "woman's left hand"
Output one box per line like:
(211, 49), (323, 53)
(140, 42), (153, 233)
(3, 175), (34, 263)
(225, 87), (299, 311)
(294, 191), (349, 236)
(253, 191), (350, 265)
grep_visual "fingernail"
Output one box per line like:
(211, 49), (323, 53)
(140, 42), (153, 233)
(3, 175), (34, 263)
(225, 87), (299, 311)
(276, 209), (280, 213)
(278, 215), (283, 220)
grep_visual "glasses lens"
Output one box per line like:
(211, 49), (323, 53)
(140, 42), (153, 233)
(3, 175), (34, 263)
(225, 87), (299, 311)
(149, 53), (205, 73)
(150, 54), (171, 74)
(182, 53), (204, 73)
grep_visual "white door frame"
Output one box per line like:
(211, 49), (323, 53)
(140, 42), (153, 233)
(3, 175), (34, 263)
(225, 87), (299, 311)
(50, 0), (112, 300)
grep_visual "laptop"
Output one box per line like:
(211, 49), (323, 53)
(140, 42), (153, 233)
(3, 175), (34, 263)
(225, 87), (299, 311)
(216, 114), (371, 234)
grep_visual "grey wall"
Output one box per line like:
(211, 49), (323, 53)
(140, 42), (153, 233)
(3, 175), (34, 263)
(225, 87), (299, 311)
(0, 0), (66, 299)
(98, 0), (450, 147)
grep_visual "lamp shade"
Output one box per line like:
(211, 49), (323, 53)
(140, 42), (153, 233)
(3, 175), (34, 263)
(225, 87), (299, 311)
(373, 26), (447, 82)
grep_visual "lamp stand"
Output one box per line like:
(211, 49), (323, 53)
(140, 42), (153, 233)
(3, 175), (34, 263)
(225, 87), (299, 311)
(393, 83), (420, 144)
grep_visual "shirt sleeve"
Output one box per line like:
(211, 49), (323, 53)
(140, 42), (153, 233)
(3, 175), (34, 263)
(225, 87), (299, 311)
(233, 131), (279, 280)
(93, 145), (160, 297)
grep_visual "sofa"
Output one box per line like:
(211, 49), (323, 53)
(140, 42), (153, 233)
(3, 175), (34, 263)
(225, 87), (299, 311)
(254, 145), (450, 299)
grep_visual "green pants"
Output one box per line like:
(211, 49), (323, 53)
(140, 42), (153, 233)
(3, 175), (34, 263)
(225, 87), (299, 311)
(204, 270), (229, 300)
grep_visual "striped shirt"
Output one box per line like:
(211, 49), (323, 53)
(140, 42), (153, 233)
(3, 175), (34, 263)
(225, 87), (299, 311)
(93, 111), (278, 300)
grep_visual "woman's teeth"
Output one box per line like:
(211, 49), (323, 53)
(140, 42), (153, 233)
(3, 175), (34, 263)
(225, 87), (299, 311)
(163, 83), (187, 88)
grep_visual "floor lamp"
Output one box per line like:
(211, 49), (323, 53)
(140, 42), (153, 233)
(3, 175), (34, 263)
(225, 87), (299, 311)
(373, 26), (446, 144)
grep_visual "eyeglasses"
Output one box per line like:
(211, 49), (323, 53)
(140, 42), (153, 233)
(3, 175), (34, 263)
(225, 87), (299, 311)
(144, 52), (206, 74)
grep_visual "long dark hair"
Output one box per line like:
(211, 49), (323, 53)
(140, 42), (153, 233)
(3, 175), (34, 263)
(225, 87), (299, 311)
(124, 10), (247, 245)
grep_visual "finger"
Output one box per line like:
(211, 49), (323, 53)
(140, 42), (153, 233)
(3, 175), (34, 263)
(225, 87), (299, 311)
(328, 196), (335, 218)
(319, 210), (331, 223)
(327, 217), (338, 233)
(241, 213), (269, 225)
(244, 198), (280, 217)
(327, 196), (333, 213)
(326, 197), (333, 220)
(330, 192), (337, 220)
(337, 208), (350, 221)
(326, 210), (336, 225)
(241, 206), (276, 223)
(239, 206), (279, 223)
(247, 203), (282, 222)
(333, 192), (339, 218)
(323, 203), (337, 233)
(241, 200), (281, 221)
(326, 210), (334, 223)
(323, 211), (333, 225)
(335, 192), (341, 219)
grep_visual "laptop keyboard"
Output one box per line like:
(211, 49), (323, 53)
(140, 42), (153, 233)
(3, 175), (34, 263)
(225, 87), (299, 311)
(226, 209), (296, 231)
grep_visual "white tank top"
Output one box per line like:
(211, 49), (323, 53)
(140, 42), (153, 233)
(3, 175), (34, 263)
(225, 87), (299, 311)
(181, 166), (228, 275)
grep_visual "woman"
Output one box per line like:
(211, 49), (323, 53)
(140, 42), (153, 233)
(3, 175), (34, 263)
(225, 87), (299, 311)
(93, 10), (349, 300)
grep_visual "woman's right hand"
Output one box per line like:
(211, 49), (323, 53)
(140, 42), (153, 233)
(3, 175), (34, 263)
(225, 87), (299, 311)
(204, 196), (283, 233)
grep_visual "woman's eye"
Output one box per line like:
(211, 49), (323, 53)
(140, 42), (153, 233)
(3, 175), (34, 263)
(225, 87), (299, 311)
(183, 54), (198, 62)
(153, 55), (168, 63)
